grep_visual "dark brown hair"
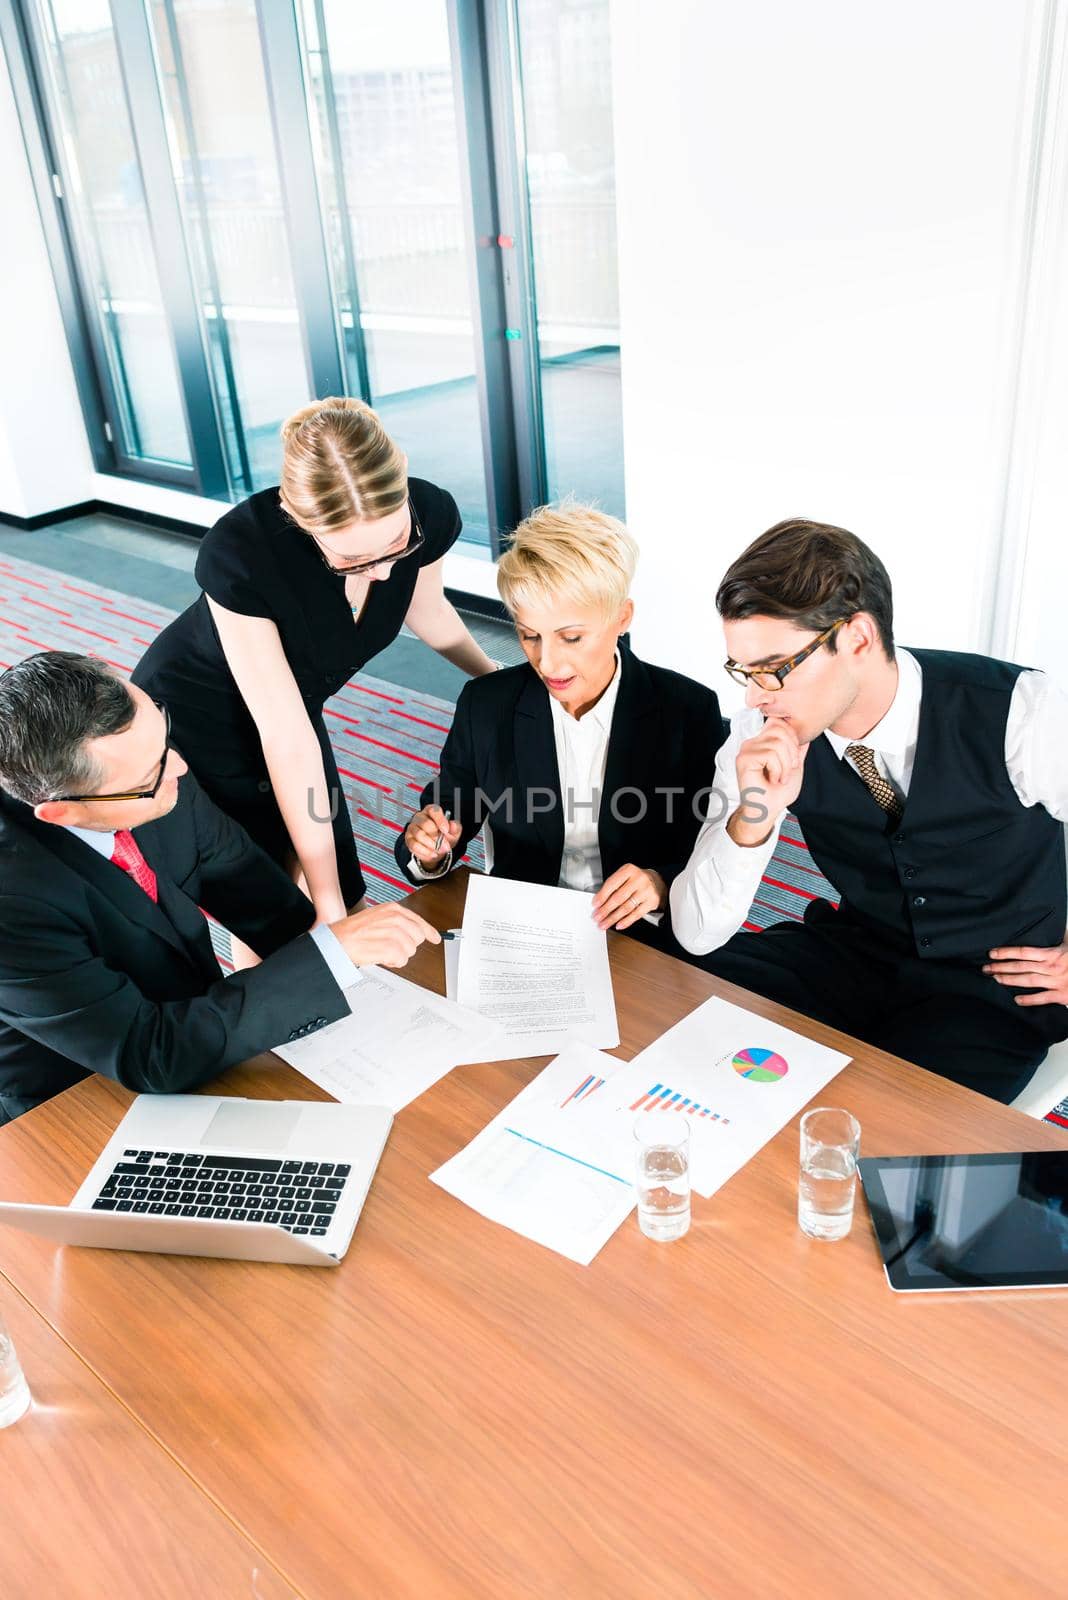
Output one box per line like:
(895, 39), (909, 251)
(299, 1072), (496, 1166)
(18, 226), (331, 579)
(716, 518), (895, 659)
(0, 651), (134, 804)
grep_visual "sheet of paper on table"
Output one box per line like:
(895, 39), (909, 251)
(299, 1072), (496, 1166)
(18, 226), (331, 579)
(430, 1044), (634, 1266)
(456, 875), (619, 1057)
(518, 996), (853, 1199)
(273, 966), (507, 1112)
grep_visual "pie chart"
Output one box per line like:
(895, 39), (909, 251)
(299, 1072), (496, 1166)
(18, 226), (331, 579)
(732, 1047), (789, 1083)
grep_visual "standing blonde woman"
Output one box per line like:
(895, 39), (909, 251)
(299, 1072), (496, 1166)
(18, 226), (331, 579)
(133, 399), (496, 951)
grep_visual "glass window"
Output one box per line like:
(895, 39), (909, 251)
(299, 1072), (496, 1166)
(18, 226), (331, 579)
(301, 0), (491, 547)
(152, 0), (309, 494)
(515, 0), (624, 516)
(33, 0), (191, 468)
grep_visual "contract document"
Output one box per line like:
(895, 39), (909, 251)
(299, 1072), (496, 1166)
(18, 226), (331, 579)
(430, 1044), (634, 1265)
(274, 966), (506, 1112)
(456, 875), (619, 1057)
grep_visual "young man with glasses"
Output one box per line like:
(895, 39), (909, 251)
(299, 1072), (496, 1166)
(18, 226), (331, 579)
(0, 652), (438, 1123)
(669, 518), (1068, 1103)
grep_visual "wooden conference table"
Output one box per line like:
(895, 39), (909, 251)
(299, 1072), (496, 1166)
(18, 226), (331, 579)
(0, 868), (1066, 1600)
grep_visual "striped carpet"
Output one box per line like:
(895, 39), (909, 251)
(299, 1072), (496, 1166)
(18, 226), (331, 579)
(0, 546), (1063, 1122)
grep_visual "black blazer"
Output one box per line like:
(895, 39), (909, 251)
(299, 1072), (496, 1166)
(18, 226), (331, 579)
(395, 646), (726, 897)
(0, 774), (349, 1121)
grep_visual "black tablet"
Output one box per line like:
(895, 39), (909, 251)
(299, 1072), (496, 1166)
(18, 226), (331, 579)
(858, 1152), (1068, 1292)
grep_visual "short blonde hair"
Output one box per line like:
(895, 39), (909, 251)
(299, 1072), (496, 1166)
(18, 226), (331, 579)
(279, 397), (407, 537)
(497, 502), (638, 621)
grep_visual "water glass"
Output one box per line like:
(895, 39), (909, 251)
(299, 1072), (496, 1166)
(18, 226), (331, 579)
(634, 1116), (691, 1241)
(0, 1310), (31, 1428)
(798, 1107), (860, 1240)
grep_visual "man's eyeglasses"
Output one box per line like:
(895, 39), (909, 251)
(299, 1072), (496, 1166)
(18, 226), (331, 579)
(310, 498), (426, 578)
(724, 617), (846, 692)
(52, 702), (173, 803)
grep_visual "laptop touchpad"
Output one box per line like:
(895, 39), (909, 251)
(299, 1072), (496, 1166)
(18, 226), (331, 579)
(201, 1100), (302, 1150)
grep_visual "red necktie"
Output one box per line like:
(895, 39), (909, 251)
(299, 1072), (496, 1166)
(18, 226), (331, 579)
(111, 829), (158, 903)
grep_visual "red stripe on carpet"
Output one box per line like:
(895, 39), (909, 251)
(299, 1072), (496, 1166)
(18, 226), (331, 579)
(367, 718), (443, 752)
(363, 863), (410, 892)
(60, 621), (119, 644)
(101, 606), (161, 629)
(337, 684), (404, 707)
(23, 597), (72, 616)
(335, 766), (391, 793)
(762, 874), (822, 901)
(351, 731), (439, 768)
(61, 583), (111, 599)
(751, 895), (803, 922)
(392, 710), (452, 734)
(357, 809), (402, 830)
(0, 566), (50, 589)
(325, 708), (361, 726)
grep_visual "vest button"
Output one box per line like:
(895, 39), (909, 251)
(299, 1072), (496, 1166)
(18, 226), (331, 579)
(903, 867), (916, 881)
(919, 936), (932, 949)
(893, 833), (906, 845)
(913, 895), (926, 908)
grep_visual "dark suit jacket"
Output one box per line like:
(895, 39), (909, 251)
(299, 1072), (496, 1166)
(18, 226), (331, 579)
(0, 774), (349, 1121)
(395, 647), (726, 901)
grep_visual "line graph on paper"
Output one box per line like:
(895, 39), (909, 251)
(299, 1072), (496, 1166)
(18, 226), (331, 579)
(629, 1083), (730, 1125)
(559, 1071), (607, 1109)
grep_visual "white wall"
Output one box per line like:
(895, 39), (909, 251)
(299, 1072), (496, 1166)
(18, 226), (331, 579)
(0, 39), (93, 518)
(610, 0), (1063, 689)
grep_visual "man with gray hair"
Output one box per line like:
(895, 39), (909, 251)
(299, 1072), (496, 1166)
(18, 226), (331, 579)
(0, 651), (438, 1122)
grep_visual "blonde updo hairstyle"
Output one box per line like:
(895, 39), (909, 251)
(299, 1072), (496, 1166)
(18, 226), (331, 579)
(497, 501), (638, 623)
(279, 397), (408, 539)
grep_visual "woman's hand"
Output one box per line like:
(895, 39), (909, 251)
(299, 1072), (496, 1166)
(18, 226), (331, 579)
(591, 865), (668, 931)
(404, 804), (462, 868)
(984, 939), (1068, 1007)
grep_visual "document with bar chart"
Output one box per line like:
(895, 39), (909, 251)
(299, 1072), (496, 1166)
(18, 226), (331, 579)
(526, 997), (852, 1200)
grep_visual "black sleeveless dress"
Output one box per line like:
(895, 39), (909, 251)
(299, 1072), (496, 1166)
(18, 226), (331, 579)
(132, 476), (461, 906)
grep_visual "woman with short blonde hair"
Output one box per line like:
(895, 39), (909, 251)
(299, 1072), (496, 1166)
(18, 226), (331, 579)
(399, 501), (726, 942)
(495, 501), (638, 621)
(134, 398), (496, 962)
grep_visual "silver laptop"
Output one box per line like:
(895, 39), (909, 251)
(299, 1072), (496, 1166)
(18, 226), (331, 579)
(0, 1094), (392, 1267)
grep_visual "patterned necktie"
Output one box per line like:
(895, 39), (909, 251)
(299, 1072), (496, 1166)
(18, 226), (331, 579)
(845, 744), (904, 825)
(111, 829), (159, 903)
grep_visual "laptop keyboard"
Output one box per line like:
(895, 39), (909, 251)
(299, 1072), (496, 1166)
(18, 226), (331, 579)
(90, 1149), (352, 1237)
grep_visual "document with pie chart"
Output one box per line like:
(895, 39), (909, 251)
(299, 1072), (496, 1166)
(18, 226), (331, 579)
(533, 996), (853, 1200)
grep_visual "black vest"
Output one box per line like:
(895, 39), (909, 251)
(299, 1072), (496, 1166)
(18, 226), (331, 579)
(792, 649), (1066, 963)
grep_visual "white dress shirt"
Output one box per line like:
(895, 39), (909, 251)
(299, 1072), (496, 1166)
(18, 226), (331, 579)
(669, 650), (1068, 957)
(63, 823), (360, 990)
(548, 654), (622, 891)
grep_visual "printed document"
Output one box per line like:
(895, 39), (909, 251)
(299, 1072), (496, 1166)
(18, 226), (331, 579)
(430, 1045), (634, 1265)
(274, 966), (506, 1112)
(518, 996), (852, 1199)
(457, 875), (619, 1056)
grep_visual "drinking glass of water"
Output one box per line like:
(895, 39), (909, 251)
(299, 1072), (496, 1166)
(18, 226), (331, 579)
(634, 1116), (691, 1241)
(799, 1107), (860, 1241)
(0, 1307), (31, 1428)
